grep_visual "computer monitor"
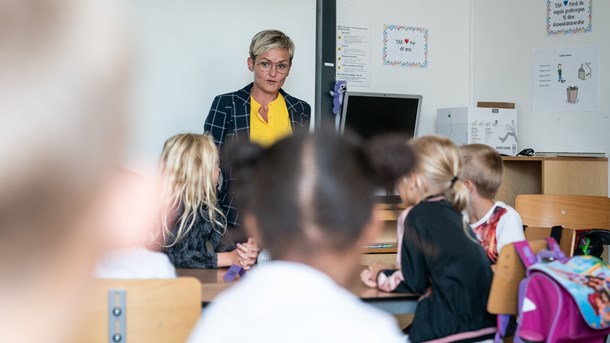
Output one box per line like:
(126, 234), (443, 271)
(339, 92), (422, 140)
(339, 92), (422, 202)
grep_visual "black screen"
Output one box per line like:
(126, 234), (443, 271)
(341, 93), (421, 141)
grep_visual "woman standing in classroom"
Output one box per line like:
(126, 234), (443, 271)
(204, 29), (311, 234)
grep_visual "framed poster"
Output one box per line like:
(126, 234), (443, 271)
(382, 25), (429, 68)
(547, 0), (592, 35)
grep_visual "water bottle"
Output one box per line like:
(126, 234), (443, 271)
(257, 249), (271, 265)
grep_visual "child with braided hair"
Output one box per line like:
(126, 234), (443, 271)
(362, 135), (496, 343)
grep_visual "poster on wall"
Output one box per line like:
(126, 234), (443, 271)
(547, 0), (592, 35)
(336, 24), (371, 87)
(532, 46), (599, 112)
(382, 25), (429, 68)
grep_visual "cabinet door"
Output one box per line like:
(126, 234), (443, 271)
(542, 160), (608, 196)
(497, 159), (542, 207)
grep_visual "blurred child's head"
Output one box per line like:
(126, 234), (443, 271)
(0, 0), (130, 258)
(459, 144), (504, 200)
(158, 133), (224, 247)
(226, 133), (389, 262)
(409, 135), (469, 212)
(0, 0), (131, 341)
(364, 134), (418, 206)
(97, 167), (161, 250)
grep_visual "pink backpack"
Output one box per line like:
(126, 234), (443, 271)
(499, 238), (610, 343)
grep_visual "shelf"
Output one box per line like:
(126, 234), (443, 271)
(497, 156), (608, 207)
(364, 242), (398, 254)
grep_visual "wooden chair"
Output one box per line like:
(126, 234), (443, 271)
(487, 240), (548, 316)
(515, 194), (610, 256)
(69, 277), (202, 343)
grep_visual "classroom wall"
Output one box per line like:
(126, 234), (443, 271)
(123, 0), (316, 171)
(337, 0), (609, 192)
(336, 0), (472, 136)
(123, 1), (609, 190)
(472, 0), (610, 154)
(472, 0), (610, 192)
(125, 0), (471, 169)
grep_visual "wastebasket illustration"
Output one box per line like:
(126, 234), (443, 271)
(566, 86), (578, 104)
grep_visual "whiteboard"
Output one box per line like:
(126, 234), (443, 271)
(124, 0), (316, 169)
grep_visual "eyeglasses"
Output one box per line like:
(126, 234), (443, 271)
(253, 60), (290, 74)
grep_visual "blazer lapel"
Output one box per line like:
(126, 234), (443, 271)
(232, 85), (252, 141)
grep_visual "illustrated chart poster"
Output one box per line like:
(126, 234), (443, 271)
(532, 46), (599, 113)
(547, 0), (592, 35)
(336, 24), (371, 87)
(382, 25), (429, 68)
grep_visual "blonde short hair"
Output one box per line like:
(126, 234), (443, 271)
(158, 133), (226, 247)
(249, 29), (295, 62)
(459, 144), (504, 199)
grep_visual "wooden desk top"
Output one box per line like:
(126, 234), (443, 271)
(177, 267), (417, 304)
(363, 242), (398, 254)
(501, 155), (608, 162)
(178, 268), (231, 302)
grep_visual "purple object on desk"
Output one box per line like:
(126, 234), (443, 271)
(223, 264), (245, 282)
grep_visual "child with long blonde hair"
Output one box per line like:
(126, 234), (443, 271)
(362, 135), (496, 343)
(159, 133), (258, 269)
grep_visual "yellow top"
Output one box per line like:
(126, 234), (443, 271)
(249, 94), (293, 146)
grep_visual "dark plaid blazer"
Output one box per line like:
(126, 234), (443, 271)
(204, 83), (311, 227)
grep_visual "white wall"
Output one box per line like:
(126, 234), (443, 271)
(123, 1), (609, 189)
(472, 0), (610, 192)
(123, 0), (316, 171)
(472, 0), (610, 153)
(337, 0), (472, 136)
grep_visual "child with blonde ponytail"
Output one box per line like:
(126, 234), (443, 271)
(362, 134), (496, 343)
(159, 133), (258, 269)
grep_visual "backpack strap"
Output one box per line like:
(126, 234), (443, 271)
(550, 225), (563, 244)
(495, 240), (536, 342)
(514, 238), (567, 268)
(545, 237), (567, 261)
(495, 314), (512, 343)
(513, 240), (537, 268)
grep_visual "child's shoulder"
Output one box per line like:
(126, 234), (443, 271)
(493, 201), (521, 219)
(474, 201), (521, 227)
(409, 198), (455, 219)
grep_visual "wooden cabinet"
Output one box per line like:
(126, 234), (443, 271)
(497, 156), (608, 207)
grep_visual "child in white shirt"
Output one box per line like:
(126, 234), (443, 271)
(187, 133), (405, 343)
(459, 144), (525, 263)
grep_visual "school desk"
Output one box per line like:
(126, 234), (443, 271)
(176, 268), (419, 315)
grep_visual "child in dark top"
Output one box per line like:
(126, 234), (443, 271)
(361, 135), (496, 343)
(158, 133), (258, 269)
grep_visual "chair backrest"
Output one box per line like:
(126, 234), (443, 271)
(515, 194), (610, 229)
(487, 239), (548, 315)
(70, 277), (201, 343)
